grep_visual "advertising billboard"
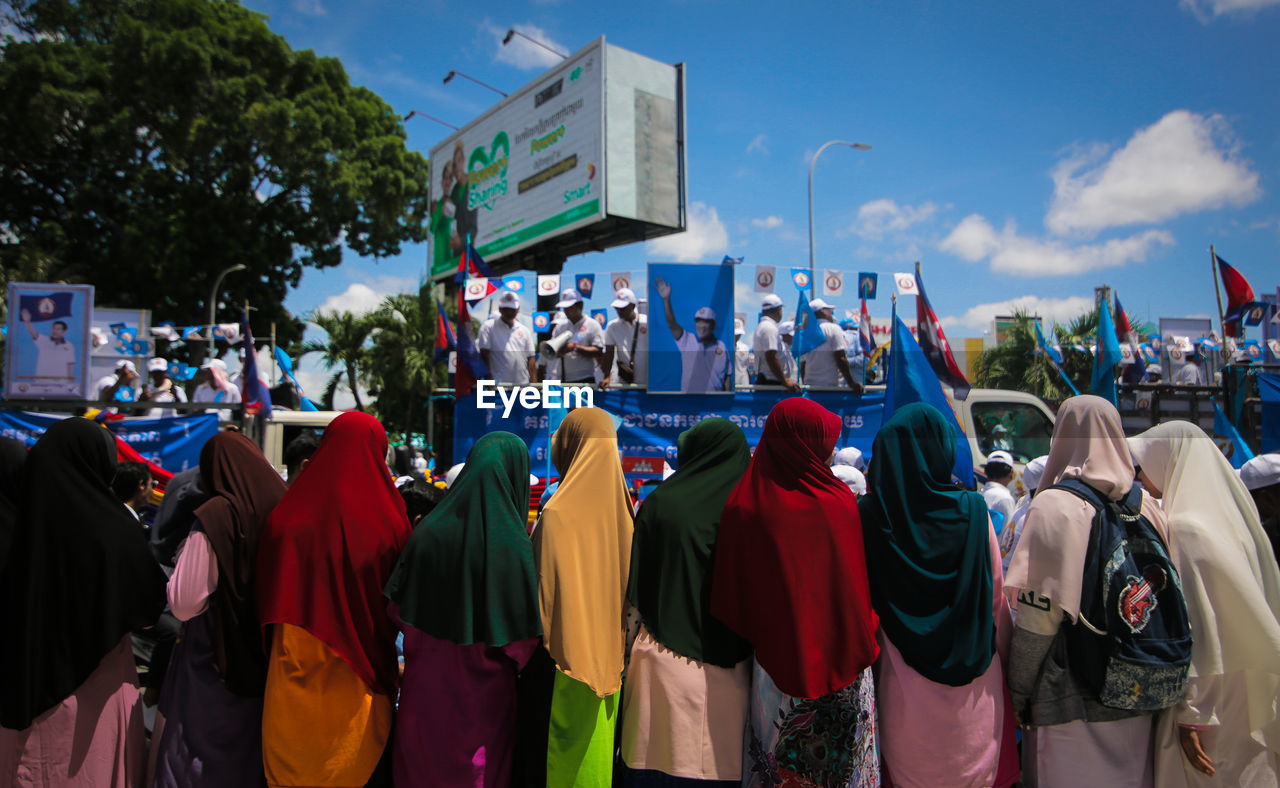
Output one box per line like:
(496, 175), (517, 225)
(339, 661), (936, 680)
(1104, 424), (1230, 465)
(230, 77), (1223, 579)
(647, 262), (736, 394)
(4, 283), (94, 400)
(429, 37), (685, 280)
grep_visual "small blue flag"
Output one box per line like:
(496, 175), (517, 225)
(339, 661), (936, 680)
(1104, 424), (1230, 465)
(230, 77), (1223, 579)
(502, 275), (525, 293)
(857, 272), (879, 300)
(1091, 302), (1123, 406)
(790, 268), (812, 292)
(1213, 401), (1255, 469)
(532, 312), (551, 332)
(722, 255), (744, 264)
(791, 292), (827, 359)
(573, 273), (596, 299)
(17, 292), (74, 322)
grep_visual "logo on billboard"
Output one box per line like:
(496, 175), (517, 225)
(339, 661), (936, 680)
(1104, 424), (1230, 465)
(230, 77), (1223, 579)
(466, 132), (511, 212)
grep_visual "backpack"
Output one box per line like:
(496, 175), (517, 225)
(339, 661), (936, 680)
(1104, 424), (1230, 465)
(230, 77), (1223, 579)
(1046, 478), (1193, 711)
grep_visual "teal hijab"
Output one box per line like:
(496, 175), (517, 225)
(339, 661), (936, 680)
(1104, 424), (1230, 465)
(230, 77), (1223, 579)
(385, 432), (540, 646)
(859, 403), (995, 686)
(627, 418), (752, 667)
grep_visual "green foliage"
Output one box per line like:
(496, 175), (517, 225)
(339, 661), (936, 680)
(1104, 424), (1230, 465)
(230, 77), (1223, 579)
(0, 0), (429, 354)
(299, 308), (375, 410)
(973, 307), (1099, 399)
(364, 286), (446, 434)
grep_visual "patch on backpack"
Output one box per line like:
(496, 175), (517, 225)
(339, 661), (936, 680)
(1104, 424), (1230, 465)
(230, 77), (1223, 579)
(1118, 565), (1167, 633)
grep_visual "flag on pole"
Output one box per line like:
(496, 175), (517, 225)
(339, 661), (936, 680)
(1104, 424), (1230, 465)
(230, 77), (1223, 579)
(454, 255), (490, 396)
(754, 265), (776, 293)
(1215, 253), (1256, 338)
(274, 346), (318, 411)
(239, 309), (272, 418)
(822, 269), (844, 298)
(464, 277), (499, 305)
(455, 239), (497, 284)
(792, 292), (826, 359)
(859, 298), (877, 356)
(433, 298), (456, 364)
(1091, 300), (1124, 406)
(914, 267), (970, 397)
(1213, 401), (1255, 469)
(1034, 320), (1080, 395)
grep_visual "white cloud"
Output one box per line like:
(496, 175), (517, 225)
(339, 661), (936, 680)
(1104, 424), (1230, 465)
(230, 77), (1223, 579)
(485, 21), (568, 70)
(1046, 110), (1261, 237)
(1182, 0), (1280, 20)
(941, 295), (1096, 332)
(940, 214), (1175, 277)
(751, 215), (784, 230)
(747, 134), (769, 155)
(646, 202), (730, 262)
(313, 274), (415, 318)
(843, 199), (940, 240)
(293, 0), (327, 16)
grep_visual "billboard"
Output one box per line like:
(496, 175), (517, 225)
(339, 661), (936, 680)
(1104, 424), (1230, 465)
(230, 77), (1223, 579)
(429, 36), (685, 280)
(647, 262), (736, 394)
(4, 283), (94, 400)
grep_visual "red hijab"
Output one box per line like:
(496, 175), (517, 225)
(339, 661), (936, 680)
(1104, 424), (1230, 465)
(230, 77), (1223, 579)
(710, 397), (879, 699)
(255, 411), (411, 696)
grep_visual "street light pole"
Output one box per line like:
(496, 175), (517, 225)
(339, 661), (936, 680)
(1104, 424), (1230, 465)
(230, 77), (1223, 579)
(208, 263), (247, 363)
(502, 29), (569, 60)
(808, 140), (872, 279)
(442, 70), (508, 98)
(403, 110), (458, 131)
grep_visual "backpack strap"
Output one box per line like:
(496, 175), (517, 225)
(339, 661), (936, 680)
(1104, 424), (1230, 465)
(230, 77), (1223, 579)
(1043, 478), (1107, 511)
(1042, 478), (1111, 636)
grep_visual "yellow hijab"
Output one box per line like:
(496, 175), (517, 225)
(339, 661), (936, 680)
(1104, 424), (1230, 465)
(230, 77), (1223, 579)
(535, 407), (635, 697)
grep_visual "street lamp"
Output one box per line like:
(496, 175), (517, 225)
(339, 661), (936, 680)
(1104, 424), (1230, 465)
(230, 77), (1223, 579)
(404, 110), (458, 131)
(502, 28), (569, 60)
(208, 263), (247, 363)
(442, 70), (508, 98)
(808, 140), (872, 279)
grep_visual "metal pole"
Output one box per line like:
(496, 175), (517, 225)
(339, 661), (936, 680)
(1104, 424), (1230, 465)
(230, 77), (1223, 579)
(502, 29), (569, 60)
(808, 141), (872, 279)
(442, 70), (507, 97)
(208, 264), (247, 363)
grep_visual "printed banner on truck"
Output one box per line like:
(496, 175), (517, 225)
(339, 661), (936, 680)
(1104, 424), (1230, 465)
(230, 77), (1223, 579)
(0, 410), (219, 472)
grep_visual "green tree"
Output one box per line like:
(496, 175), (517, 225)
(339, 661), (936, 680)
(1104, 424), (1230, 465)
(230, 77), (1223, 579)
(300, 309), (375, 411)
(364, 286), (445, 434)
(0, 0), (429, 353)
(973, 308), (1100, 399)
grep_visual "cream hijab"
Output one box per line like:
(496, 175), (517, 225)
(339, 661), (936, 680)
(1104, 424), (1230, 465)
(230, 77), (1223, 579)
(1006, 395), (1168, 621)
(1130, 421), (1280, 747)
(534, 407), (634, 697)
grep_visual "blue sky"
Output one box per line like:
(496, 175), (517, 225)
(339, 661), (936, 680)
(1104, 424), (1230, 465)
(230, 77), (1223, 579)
(246, 0), (1280, 402)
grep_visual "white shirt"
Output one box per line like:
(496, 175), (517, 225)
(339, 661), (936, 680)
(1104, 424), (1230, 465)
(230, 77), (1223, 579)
(802, 321), (848, 387)
(551, 317), (605, 382)
(193, 383), (242, 404)
(34, 334), (76, 378)
(982, 480), (1017, 525)
(779, 340), (798, 382)
(477, 317), (536, 385)
(674, 332), (728, 392)
(1173, 362), (1206, 386)
(144, 381), (188, 419)
(752, 317), (785, 381)
(734, 340), (752, 388)
(604, 314), (648, 385)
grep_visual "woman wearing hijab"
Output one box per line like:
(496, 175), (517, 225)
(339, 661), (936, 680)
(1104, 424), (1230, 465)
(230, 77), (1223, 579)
(521, 407), (634, 788)
(384, 431), (541, 787)
(860, 403), (1018, 787)
(711, 398), (881, 788)
(255, 411), (411, 788)
(620, 418), (753, 786)
(0, 435), (27, 572)
(151, 431), (287, 787)
(1005, 395), (1170, 787)
(0, 418), (167, 786)
(1130, 421), (1280, 786)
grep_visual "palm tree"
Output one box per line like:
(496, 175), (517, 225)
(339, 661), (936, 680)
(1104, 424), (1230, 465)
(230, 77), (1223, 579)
(300, 309), (377, 410)
(364, 286), (445, 434)
(973, 307), (1100, 400)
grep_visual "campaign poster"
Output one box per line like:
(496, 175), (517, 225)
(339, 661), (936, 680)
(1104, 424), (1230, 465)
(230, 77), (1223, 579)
(646, 262), (735, 394)
(5, 283), (93, 399)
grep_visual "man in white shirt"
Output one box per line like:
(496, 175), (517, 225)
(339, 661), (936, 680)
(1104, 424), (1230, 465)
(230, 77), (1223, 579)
(477, 291), (537, 386)
(600, 287), (648, 389)
(733, 318), (753, 390)
(20, 309), (76, 379)
(778, 321), (799, 384)
(801, 299), (861, 392)
(94, 360), (139, 402)
(549, 289), (606, 383)
(193, 358), (242, 406)
(1173, 354), (1207, 386)
(655, 278), (729, 393)
(752, 294), (799, 391)
(140, 357), (188, 418)
(981, 450), (1018, 527)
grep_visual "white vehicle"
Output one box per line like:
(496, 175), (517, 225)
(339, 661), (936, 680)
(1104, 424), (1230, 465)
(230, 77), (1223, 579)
(245, 409), (343, 479)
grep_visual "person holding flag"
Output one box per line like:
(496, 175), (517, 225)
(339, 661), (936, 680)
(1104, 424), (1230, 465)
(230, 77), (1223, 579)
(800, 298), (861, 393)
(751, 294), (799, 390)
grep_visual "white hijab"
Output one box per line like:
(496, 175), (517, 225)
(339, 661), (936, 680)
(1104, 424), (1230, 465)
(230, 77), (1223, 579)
(1130, 420), (1280, 747)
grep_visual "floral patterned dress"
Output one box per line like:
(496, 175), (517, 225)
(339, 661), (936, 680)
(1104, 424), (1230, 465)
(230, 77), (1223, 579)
(744, 660), (880, 788)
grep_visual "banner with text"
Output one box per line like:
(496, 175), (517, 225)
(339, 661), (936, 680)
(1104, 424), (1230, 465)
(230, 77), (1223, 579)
(0, 410), (219, 472)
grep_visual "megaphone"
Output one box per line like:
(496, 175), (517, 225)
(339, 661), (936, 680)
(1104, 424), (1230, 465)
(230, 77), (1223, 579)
(541, 332), (571, 357)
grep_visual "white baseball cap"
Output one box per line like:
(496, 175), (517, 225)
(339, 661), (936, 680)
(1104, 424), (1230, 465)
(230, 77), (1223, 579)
(694, 307), (716, 322)
(555, 289), (583, 308)
(1239, 454), (1280, 491)
(147, 357), (169, 373)
(114, 360), (137, 373)
(201, 358), (228, 372)
(809, 298), (833, 312)
(445, 463), (465, 488)
(496, 291), (520, 309)
(832, 465), (867, 496)
(610, 288), (638, 308)
(761, 294), (784, 310)
(986, 450), (1015, 467)
(833, 446), (864, 470)
(734, 318), (746, 335)
(1022, 455), (1049, 491)
(779, 320), (796, 336)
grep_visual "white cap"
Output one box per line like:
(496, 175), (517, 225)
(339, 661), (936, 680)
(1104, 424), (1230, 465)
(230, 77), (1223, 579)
(986, 450), (1015, 467)
(147, 357), (168, 373)
(694, 307), (716, 322)
(445, 463), (465, 488)
(1146, 363), (1164, 375)
(734, 318), (745, 335)
(832, 465), (867, 496)
(779, 320), (796, 336)
(555, 289), (583, 308)
(114, 360), (137, 373)
(809, 298), (833, 311)
(1239, 454), (1280, 491)
(201, 358), (228, 372)
(833, 446), (864, 470)
(1022, 455), (1048, 492)
(610, 288), (638, 308)
(761, 294), (784, 310)
(496, 290), (520, 309)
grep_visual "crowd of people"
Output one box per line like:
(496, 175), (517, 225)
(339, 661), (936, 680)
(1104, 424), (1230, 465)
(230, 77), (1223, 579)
(0, 393), (1278, 787)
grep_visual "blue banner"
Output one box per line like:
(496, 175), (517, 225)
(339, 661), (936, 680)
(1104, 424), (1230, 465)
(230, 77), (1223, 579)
(1261, 373), (1280, 454)
(0, 410), (219, 472)
(455, 389), (886, 481)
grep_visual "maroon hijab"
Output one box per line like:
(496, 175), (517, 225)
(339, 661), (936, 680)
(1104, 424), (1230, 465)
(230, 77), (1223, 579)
(711, 397), (879, 699)
(255, 412), (411, 696)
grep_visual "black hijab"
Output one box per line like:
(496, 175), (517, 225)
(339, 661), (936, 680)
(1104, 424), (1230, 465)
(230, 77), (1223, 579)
(0, 436), (27, 574)
(0, 418), (167, 730)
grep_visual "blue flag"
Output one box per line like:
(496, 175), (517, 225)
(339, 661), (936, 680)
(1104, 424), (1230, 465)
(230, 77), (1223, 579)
(1213, 401), (1255, 469)
(240, 310), (272, 418)
(1091, 302), (1123, 406)
(886, 314), (975, 487)
(17, 292), (74, 322)
(1034, 319), (1080, 395)
(792, 292), (827, 359)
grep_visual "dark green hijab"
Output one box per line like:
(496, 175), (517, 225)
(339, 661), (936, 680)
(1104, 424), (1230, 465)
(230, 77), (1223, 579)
(627, 418), (752, 667)
(859, 403), (995, 686)
(385, 432), (540, 646)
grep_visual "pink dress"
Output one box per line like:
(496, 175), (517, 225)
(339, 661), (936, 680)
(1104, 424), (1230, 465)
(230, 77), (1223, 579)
(874, 527), (1019, 788)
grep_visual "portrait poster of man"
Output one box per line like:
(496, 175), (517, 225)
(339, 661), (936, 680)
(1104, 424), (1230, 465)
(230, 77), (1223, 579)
(5, 283), (94, 399)
(647, 262), (735, 394)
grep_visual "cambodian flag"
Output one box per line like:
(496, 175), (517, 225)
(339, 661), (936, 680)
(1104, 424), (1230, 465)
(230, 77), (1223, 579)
(1216, 253), (1256, 338)
(859, 298), (877, 357)
(914, 268), (970, 397)
(239, 309), (272, 418)
(433, 298), (456, 364)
